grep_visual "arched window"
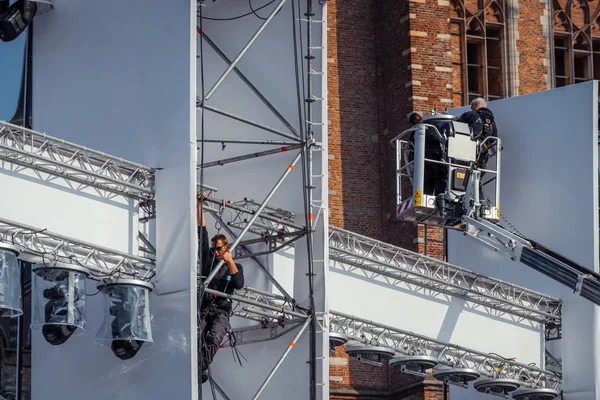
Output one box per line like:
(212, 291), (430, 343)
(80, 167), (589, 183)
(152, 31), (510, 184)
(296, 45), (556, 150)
(552, 0), (600, 87)
(450, 0), (507, 105)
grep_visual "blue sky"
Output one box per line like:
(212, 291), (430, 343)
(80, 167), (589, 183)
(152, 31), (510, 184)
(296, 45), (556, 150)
(0, 33), (26, 121)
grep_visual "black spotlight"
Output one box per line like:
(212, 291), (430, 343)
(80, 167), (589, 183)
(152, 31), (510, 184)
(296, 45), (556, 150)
(109, 287), (144, 360)
(41, 282), (82, 345)
(32, 263), (89, 346)
(95, 280), (153, 361)
(0, 0), (37, 42)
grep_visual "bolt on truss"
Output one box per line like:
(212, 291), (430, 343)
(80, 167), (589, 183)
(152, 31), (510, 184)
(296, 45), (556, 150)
(200, 195), (306, 258)
(329, 226), (562, 326)
(0, 216), (155, 280)
(329, 310), (562, 392)
(0, 121), (155, 201)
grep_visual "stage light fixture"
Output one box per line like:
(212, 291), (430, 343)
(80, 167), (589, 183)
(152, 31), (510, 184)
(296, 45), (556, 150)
(0, 244), (22, 318)
(31, 262), (89, 345)
(95, 279), (153, 361)
(0, 0), (53, 42)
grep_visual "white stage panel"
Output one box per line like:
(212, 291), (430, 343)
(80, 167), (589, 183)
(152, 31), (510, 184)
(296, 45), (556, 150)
(29, 0), (197, 399)
(448, 81), (600, 399)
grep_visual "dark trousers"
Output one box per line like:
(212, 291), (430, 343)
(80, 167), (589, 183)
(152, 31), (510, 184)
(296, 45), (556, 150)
(200, 307), (230, 372)
(424, 164), (447, 196)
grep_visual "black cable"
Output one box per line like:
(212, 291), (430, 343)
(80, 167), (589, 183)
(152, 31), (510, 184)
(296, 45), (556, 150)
(291, 0), (304, 139)
(200, 0), (277, 21)
(249, 0), (268, 20)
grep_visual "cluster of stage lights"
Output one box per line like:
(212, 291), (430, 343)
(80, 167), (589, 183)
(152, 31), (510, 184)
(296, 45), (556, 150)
(0, 244), (153, 360)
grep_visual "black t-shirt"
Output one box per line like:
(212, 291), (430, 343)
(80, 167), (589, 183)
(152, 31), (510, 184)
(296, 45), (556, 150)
(198, 226), (245, 311)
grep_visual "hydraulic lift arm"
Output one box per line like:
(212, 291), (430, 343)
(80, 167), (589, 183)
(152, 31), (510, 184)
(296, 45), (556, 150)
(462, 215), (600, 305)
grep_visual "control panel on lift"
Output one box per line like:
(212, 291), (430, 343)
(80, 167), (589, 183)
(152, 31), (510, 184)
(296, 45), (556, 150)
(391, 111), (501, 229)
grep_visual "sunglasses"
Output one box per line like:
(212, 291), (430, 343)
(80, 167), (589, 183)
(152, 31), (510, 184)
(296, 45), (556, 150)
(211, 244), (227, 252)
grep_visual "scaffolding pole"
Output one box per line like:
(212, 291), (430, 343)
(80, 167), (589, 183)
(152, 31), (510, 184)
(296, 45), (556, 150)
(202, 0), (289, 101)
(197, 30), (299, 138)
(253, 316), (312, 399)
(200, 144), (302, 168)
(203, 207), (296, 304)
(202, 152), (302, 288)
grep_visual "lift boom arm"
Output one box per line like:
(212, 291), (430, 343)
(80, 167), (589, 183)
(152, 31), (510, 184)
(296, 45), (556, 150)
(463, 215), (600, 305)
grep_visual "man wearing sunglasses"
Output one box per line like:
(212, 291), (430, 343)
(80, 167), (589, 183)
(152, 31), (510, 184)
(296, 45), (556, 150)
(197, 194), (245, 384)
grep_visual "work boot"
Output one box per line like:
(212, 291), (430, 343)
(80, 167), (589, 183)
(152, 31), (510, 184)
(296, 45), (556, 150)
(201, 370), (209, 384)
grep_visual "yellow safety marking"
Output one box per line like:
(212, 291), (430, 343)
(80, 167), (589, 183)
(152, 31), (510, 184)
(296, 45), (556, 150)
(457, 171), (465, 179)
(414, 190), (422, 207)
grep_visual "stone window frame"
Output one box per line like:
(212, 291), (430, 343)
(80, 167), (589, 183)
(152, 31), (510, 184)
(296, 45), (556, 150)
(550, 0), (600, 88)
(450, 0), (508, 105)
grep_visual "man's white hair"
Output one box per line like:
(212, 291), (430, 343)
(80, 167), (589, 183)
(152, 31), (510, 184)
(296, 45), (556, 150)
(471, 97), (487, 109)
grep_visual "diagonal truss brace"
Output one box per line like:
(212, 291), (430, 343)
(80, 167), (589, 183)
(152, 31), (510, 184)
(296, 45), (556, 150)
(0, 217), (155, 279)
(329, 226), (561, 325)
(0, 121), (155, 201)
(329, 310), (561, 391)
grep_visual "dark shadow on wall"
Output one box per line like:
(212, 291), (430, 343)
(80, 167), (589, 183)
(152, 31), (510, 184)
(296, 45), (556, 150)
(330, 0), (383, 239)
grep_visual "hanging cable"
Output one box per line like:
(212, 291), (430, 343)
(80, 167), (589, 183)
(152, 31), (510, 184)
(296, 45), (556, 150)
(200, 0), (277, 21)
(249, 0), (268, 20)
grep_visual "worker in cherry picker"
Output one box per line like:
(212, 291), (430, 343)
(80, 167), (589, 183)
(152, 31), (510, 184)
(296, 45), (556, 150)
(455, 97), (498, 169)
(197, 193), (245, 384)
(407, 111), (447, 195)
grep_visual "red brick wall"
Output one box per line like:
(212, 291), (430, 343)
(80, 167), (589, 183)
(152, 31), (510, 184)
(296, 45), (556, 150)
(329, 345), (446, 399)
(327, 0), (383, 239)
(517, 0), (550, 94)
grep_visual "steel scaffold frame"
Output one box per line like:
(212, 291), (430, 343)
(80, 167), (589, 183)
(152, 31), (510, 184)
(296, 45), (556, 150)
(0, 217), (155, 280)
(0, 121), (155, 201)
(206, 286), (562, 392)
(329, 226), (562, 326)
(196, 0), (326, 398)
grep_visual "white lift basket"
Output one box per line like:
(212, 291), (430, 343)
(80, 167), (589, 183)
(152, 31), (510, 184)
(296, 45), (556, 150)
(391, 112), (502, 229)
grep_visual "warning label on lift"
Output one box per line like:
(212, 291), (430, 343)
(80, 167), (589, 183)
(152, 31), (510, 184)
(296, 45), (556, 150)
(414, 190), (422, 207)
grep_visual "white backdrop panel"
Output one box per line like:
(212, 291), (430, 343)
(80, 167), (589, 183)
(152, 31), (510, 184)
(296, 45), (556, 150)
(198, 0), (328, 398)
(328, 267), (544, 365)
(447, 81), (599, 399)
(29, 0), (197, 399)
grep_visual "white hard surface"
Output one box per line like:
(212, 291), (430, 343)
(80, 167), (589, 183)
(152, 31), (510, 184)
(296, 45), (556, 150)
(447, 81), (600, 399)
(28, 0), (197, 399)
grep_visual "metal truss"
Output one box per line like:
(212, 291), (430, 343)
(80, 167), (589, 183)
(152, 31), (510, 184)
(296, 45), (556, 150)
(329, 310), (562, 391)
(0, 216), (155, 280)
(329, 226), (562, 326)
(0, 121), (155, 201)
(213, 286), (561, 391)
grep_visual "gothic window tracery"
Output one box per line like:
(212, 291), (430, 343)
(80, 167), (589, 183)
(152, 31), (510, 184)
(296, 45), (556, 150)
(450, 0), (507, 105)
(552, 0), (600, 87)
